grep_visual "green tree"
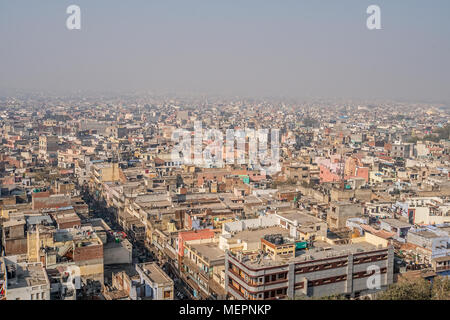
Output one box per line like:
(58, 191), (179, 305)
(431, 276), (450, 300)
(377, 278), (432, 300)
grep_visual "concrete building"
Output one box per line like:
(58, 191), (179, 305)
(27, 225), (104, 284)
(379, 219), (412, 241)
(182, 238), (227, 299)
(395, 197), (450, 225)
(276, 210), (327, 242)
(407, 226), (450, 263)
(135, 262), (174, 300)
(1, 219), (27, 256)
(390, 142), (412, 159)
(39, 135), (58, 163)
(225, 233), (394, 300)
(327, 202), (363, 230)
(1, 256), (50, 300)
(92, 162), (121, 182)
(87, 218), (133, 265)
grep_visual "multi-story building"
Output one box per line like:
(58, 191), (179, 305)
(27, 225), (104, 284)
(327, 202), (363, 230)
(406, 226), (450, 263)
(38, 135), (58, 164)
(90, 162), (121, 196)
(135, 262), (174, 300)
(390, 142), (412, 159)
(182, 238), (227, 299)
(225, 233), (394, 300)
(1, 256), (51, 300)
(395, 197), (450, 225)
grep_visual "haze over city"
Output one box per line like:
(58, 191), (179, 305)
(1, 0), (450, 308)
(1, 0), (449, 102)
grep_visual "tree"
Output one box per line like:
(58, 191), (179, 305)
(431, 276), (450, 300)
(377, 278), (432, 300)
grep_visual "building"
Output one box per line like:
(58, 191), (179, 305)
(135, 262), (174, 300)
(31, 190), (71, 211)
(27, 225), (104, 284)
(39, 135), (58, 163)
(390, 143), (412, 159)
(327, 202), (363, 230)
(395, 197), (450, 225)
(225, 233), (394, 300)
(379, 219), (412, 241)
(407, 226), (449, 263)
(1, 256), (50, 300)
(1, 219), (27, 256)
(182, 238), (227, 299)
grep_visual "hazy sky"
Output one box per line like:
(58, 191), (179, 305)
(0, 0), (449, 101)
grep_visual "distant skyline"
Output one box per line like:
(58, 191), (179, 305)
(1, 0), (449, 102)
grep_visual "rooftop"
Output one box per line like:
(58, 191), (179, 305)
(231, 226), (289, 244)
(188, 242), (225, 263)
(137, 262), (173, 285)
(276, 210), (323, 225)
(6, 262), (49, 290)
(381, 218), (412, 229)
(235, 240), (382, 269)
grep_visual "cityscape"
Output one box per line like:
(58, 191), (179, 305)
(1, 1), (449, 304)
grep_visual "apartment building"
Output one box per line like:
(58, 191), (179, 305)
(1, 257), (50, 300)
(225, 233), (394, 300)
(395, 197), (450, 225)
(38, 135), (58, 163)
(182, 238), (227, 299)
(327, 202), (363, 230)
(135, 262), (174, 300)
(407, 225), (450, 263)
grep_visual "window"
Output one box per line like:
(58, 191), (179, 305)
(278, 273), (287, 280)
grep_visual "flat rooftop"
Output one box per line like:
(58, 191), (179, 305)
(53, 226), (101, 246)
(239, 240), (381, 269)
(277, 210), (323, 225)
(3, 219), (26, 228)
(138, 262), (172, 285)
(7, 263), (48, 289)
(382, 218), (412, 228)
(189, 242), (225, 263)
(412, 230), (441, 239)
(231, 226), (290, 244)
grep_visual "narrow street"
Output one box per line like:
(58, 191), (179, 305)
(81, 190), (194, 300)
